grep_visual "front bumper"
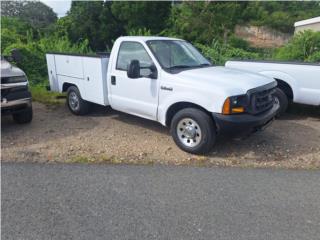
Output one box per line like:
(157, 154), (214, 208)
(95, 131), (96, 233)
(1, 98), (32, 115)
(213, 102), (279, 136)
(1, 97), (32, 108)
(1, 82), (32, 113)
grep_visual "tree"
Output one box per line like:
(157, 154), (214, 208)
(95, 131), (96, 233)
(1, 1), (57, 29)
(111, 1), (171, 34)
(167, 2), (244, 45)
(62, 0), (123, 50)
(1, 17), (35, 52)
(242, 1), (320, 33)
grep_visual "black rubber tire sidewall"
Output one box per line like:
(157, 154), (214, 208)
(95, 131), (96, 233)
(12, 106), (33, 124)
(274, 87), (288, 117)
(67, 86), (90, 115)
(170, 108), (216, 154)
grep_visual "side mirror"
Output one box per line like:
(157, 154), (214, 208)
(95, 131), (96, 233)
(148, 64), (158, 79)
(127, 59), (158, 79)
(127, 60), (140, 79)
(11, 49), (22, 63)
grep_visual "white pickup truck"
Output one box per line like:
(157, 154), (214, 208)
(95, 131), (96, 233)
(46, 36), (279, 154)
(226, 60), (320, 115)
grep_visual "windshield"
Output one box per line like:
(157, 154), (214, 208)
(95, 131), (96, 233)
(147, 40), (211, 70)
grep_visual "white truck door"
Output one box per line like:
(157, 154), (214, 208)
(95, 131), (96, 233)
(109, 41), (159, 120)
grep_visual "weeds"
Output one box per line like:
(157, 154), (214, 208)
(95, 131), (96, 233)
(30, 85), (65, 105)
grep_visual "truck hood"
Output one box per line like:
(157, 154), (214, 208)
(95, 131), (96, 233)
(175, 66), (275, 94)
(1, 59), (25, 78)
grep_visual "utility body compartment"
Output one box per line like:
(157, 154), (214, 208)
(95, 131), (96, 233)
(46, 53), (110, 106)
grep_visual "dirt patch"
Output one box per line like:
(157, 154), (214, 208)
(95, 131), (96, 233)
(1, 102), (320, 169)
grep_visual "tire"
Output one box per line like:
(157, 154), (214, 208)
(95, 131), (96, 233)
(67, 86), (90, 115)
(170, 108), (216, 154)
(274, 87), (288, 117)
(12, 106), (33, 124)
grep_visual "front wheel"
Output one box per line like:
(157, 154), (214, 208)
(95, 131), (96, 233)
(274, 88), (288, 117)
(170, 108), (216, 154)
(67, 86), (90, 115)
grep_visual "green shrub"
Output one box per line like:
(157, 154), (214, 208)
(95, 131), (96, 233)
(4, 42), (46, 84)
(30, 85), (65, 105)
(196, 39), (260, 65)
(128, 28), (152, 36)
(228, 35), (250, 50)
(308, 51), (320, 62)
(3, 35), (91, 85)
(274, 30), (320, 62)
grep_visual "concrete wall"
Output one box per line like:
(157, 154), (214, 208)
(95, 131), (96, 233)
(235, 25), (292, 48)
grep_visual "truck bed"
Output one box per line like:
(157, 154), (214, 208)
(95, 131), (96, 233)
(227, 59), (319, 66)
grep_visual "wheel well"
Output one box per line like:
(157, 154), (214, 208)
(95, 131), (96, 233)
(165, 102), (213, 126)
(275, 79), (293, 100)
(62, 83), (77, 92)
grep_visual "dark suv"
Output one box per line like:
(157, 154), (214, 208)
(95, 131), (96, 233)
(1, 51), (33, 123)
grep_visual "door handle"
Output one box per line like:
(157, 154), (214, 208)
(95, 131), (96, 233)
(111, 76), (116, 85)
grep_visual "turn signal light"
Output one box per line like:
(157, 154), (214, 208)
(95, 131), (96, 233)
(222, 97), (245, 114)
(222, 98), (231, 114)
(231, 107), (244, 113)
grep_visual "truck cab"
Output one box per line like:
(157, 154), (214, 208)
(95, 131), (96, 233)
(46, 36), (279, 154)
(1, 52), (33, 124)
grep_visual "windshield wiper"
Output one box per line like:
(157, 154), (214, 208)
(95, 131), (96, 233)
(200, 63), (211, 67)
(168, 65), (194, 69)
(167, 64), (212, 71)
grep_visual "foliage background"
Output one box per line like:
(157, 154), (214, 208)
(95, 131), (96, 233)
(1, 1), (320, 85)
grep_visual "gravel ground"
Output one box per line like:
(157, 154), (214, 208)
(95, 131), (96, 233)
(1, 102), (320, 168)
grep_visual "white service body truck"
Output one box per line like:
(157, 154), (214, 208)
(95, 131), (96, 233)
(46, 36), (279, 154)
(226, 60), (320, 115)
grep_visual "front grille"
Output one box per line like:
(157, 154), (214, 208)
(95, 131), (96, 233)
(1, 86), (30, 101)
(249, 84), (276, 115)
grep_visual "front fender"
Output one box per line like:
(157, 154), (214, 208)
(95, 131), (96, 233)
(157, 91), (225, 126)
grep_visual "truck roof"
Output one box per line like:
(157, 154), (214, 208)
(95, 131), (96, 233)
(117, 36), (183, 42)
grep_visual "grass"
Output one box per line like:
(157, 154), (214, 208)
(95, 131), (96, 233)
(30, 85), (65, 105)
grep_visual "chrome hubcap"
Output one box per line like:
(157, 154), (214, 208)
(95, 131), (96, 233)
(69, 92), (79, 111)
(177, 118), (202, 147)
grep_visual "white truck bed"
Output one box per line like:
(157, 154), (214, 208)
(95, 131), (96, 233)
(46, 53), (110, 106)
(225, 60), (320, 106)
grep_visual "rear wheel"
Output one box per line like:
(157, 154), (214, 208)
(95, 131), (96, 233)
(12, 106), (33, 124)
(67, 86), (90, 115)
(171, 108), (216, 154)
(274, 88), (288, 117)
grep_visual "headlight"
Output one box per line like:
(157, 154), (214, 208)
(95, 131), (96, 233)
(1, 76), (27, 84)
(222, 94), (248, 115)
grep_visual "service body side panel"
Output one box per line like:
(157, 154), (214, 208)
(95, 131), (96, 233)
(82, 57), (109, 105)
(54, 55), (84, 79)
(46, 54), (59, 92)
(46, 54), (109, 106)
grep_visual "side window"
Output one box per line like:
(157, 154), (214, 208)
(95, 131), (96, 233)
(116, 42), (153, 74)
